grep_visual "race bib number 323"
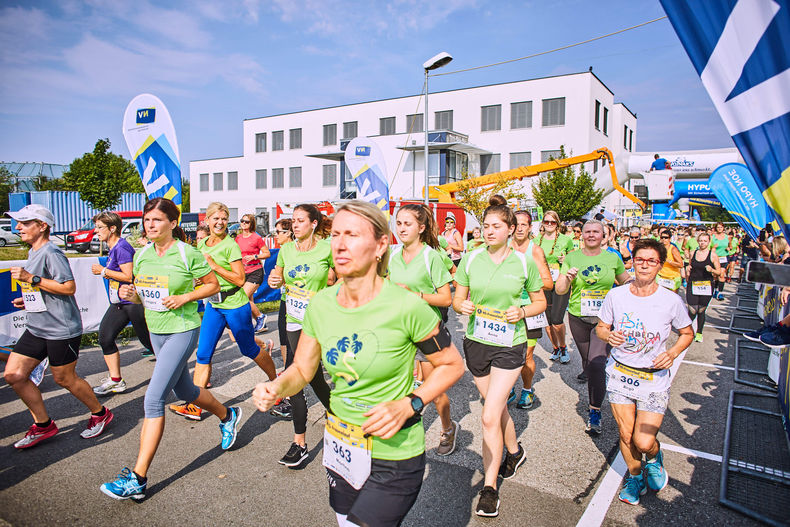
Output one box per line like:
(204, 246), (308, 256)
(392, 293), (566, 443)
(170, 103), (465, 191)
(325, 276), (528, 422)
(20, 282), (46, 312)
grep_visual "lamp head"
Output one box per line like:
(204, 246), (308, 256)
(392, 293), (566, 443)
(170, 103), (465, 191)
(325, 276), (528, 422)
(423, 52), (453, 71)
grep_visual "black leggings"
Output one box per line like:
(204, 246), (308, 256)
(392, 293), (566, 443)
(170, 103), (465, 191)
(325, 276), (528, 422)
(686, 290), (711, 334)
(286, 329), (331, 435)
(567, 314), (610, 408)
(99, 303), (152, 356)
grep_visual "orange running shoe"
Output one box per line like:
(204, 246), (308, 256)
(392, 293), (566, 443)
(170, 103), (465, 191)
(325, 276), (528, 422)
(169, 402), (203, 420)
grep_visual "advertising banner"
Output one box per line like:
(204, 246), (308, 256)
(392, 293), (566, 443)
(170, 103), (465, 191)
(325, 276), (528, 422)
(344, 138), (391, 218)
(122, 94), (182, 210)
(708, 163), (770, 239)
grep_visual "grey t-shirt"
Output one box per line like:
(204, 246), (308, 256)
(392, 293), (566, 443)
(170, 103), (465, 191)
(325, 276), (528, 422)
(23, 241), (82, 339)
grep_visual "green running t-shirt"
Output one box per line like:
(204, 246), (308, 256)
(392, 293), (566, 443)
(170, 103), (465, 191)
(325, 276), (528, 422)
(302, 280), (439, 460)
(276, 239), (334, 326)
(561, 249), (626, 317)
(198, 235), (247, 309)
(388, 244), (452, 318)
(536, 233), (575, 266)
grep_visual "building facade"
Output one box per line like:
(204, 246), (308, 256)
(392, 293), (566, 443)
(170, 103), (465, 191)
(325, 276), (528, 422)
(190, 70), (637, 230)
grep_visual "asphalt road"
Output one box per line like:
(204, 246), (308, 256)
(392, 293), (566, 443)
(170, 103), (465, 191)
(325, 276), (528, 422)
(0, 284), (763, 526)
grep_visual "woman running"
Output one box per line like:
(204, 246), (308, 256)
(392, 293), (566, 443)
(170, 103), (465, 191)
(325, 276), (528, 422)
(468, 226), (485, 251)
(100, 198), (242, 500)
(441, 213), (464, 268)
(571, 222), (583, 250)
(508, 210), (553, 409)
(253, 200), (464, 527)
(237, 213), (271, 332)
(685, 232), (723, 343)
(390, 204), (457, 455)
(656, 229), (683, 293)
(454, 196), (546, 517)
(267, 203), (335, 467)
(596, 238), (693, 505)
(91, 211), (153, 396)
(5, 204), (114, 449)
(710, 222), (729, 300)
(170, 202), (277, 421)
(270, 218), (295, 419)
(555, 219), (629, 435)
(536, 210), (575, 363)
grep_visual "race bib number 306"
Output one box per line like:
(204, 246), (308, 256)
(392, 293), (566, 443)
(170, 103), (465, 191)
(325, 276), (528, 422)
(473, 305), (515, 346)
(134, 275), (170, 312)
(580, 290), (606, 317)
(323, 413), (372, 490)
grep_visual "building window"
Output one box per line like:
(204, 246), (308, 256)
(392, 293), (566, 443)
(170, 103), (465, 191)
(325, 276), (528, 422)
(255, 207), (268, 233)
(510, 101), (532, 129)
(272, 168), (284, 188)
(379, 117), (396, 136)
(255, 169), (267, 189)
(199, 173), (209, 191)
(594, 100), (601, 130)
(271, 207), (277, 228)
(343, 121), (358, 139)
(481, 105), (502, 132)
(541, 150), (562, 162)
(323, 164), (337, 186)
(593, 159), (599, 173)
(289, 128), (302, 149)
(228, 208), (238, 222)
(323, 124), (337, 146)
(406, 113), (424, 133)
(272, 131), (284, 151)
(213, 172), (223, 191)
(623, 125), (629, 149)
(542, 97), (565, 127)
(629, 129), (634, 151)
(289, 167), (302, 188)
(227, 171), (238, 191)
(510, 152), (531, 169)
(255, 133), (267, 153)
(603, 107), (609, 136)
(435, 110), (453, 131)
(480, 154), (501, 175)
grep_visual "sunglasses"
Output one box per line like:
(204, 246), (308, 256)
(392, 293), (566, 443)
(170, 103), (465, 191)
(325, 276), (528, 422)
(543, 220), (557, 225)
(240, 220), (250, 224)
(276, 229), (290, 235)
(573, 230), (581, 234)
(661, 235), (671, 239)
(629, 235), (639, 239)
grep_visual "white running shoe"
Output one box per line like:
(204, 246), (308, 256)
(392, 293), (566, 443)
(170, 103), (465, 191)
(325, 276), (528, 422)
(93, 377), (127, 395)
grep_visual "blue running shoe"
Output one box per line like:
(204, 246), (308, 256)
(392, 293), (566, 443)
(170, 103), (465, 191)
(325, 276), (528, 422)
(743, 324), (778, 343)
(549, 348), (561, 361)
(254, 315), (267, 334)
(220, 406), (242, 450)
(759, 325), (790, 349)
(585, 408), (602, 435)
(559, 347), (571, 364)
(618, 473), (646, 505)
(507, 388), (518, 405)
(644, 450), (668, 492)
(100, 467), (146, 500)
(516, 389), (535, 409)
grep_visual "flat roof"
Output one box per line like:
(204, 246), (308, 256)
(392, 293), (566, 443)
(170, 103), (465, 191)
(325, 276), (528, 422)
(615, 101), (637, 119)
(244, 70), (618, 122)
(189, 155), (244, 163)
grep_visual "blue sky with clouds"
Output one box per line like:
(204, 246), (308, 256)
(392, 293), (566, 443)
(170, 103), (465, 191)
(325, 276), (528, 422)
(0, 0), (733, 169)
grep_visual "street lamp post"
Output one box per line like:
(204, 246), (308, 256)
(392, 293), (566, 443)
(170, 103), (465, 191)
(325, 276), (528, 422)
(422, 52), (453, 205)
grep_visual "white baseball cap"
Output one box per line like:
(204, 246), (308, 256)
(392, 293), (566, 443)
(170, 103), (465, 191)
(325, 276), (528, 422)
(6, 204), (56, 227)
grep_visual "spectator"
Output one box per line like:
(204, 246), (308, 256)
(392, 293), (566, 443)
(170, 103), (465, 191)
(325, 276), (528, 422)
(650, 154), (669, 171)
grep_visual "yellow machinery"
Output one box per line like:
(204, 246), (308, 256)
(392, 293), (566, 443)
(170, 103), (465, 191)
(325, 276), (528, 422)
(425, 147), (646, 210)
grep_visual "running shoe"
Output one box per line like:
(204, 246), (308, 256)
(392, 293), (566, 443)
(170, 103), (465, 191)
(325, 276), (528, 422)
(140, 348), (155, 358)
(759, 324), (790, 349)
(475, 486), (500, 517)
(549, 348), (561, 361)
(499, 442), (526, 479)
(100, 467), (146, 500)
(254, 314), (267, 333)
(80, 408), (114, 438)
(507, 388), (518, 405)
(93, 377), (127, 395)
(29, 357), (48, 386)
(170, 402), (203, 420)
(743, 324), (778, 343)
(219, 406), (242, 450)
(716, 292), (725, 301)
(576, 371), (587, 383)
(13, 421), (58, 449)
(585, 408), (602, 435)
(618, 472), (646, 505)
(694, 333), (704, 343)
(279, 442), (309, 467)
(516, 389), (535, 409)
(644, 450), (669, 492)
(559, 347), (571, 364)
(270, 399), (293, 419)
(437, 420), (459, 456)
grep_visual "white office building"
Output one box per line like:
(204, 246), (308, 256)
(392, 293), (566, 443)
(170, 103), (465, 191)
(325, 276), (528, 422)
(190, 70), (637, 229)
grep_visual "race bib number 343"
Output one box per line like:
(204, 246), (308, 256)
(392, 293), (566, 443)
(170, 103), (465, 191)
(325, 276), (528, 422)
(323, 413), (372, 490)
(473, 305), (515, 346)
(134, 275), (170, 312)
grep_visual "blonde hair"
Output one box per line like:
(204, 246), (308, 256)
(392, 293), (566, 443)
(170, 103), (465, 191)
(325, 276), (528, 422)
(206, 202), (230, 221)
(773, 235), (788, 258)
(335, 200), (390, 277)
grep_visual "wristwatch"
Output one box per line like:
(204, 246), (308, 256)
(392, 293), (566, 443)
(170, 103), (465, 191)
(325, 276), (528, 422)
(408, 393), (425, 416)
(31, 275), (42, 286)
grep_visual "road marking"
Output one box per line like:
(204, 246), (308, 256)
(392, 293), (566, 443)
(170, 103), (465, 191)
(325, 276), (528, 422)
(661, 442), (722, 463)
(575, 452), (627, 527)
(682, 359), (735, 371)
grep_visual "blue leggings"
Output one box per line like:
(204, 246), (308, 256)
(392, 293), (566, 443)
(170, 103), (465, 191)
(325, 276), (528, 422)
(144, 328), (201, 418)
(196, 302), (259, 365)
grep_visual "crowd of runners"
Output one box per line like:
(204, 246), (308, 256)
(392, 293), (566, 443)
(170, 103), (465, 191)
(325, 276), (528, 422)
(3, 197), (790, 524)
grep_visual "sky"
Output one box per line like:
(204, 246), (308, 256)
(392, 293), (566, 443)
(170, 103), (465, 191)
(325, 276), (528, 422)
(0, 0), (734, 170)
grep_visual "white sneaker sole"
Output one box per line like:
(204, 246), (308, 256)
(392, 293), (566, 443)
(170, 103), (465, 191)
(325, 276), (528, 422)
(436, 421), (459, 456)
(475, 499), (500, 517)
(100, 485), (144, 501)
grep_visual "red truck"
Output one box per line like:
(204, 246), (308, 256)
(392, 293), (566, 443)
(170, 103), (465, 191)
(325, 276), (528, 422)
(65, 210), (142, 253)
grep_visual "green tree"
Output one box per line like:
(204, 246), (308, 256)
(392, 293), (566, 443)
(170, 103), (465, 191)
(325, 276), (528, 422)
(62, 138), (142, 210)
(0, 166), (14, 213)
(452, 169), (528, 224)
(532, 146), (604, 221)
(697, 205), (734, 223)
(181, 178), (190, 212)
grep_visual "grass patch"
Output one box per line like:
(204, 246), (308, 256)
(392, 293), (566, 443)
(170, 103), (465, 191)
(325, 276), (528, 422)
(0, 246), (97, 261)
(257, 300), (280, 314)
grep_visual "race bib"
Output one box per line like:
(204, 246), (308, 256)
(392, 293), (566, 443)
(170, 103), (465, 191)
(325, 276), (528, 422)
(525, 312), (548, 330)
(108, 280), (121, 304)
(627, 268), (636, 279)
(134, 275), (170, 312)
(691, 280), (712, 296)
(656, 276), (676, 290)
(606, 360), (667, 402)
(549, 263), (560, 281)
(285, 285), (315, 322)
(473, 305), (515, 346)
(719, 256), (728, 265)
(20, 282), (46, 313)
(580, 290), (606, 317)
(323, 413), (372, 490)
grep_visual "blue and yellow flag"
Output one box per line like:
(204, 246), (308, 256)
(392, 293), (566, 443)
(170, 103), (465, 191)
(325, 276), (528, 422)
(344, 138), (390, 217)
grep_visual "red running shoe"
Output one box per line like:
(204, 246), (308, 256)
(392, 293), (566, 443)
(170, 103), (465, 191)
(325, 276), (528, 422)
(14, 421), (59, 449)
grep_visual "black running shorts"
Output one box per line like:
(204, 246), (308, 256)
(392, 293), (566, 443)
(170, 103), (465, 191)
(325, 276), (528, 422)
(463, 338), (526, 377)
(13, 330), (82, 367)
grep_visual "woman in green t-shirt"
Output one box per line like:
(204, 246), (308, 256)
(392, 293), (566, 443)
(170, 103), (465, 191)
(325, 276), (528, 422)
(536, 210), (576, 363)
(390, 203), (457, 455)
(555, 219), (630, 436)
(254, 200), (464, 527)
(169, 202), (277, 421)
(453, 195), (546, 517)
(101, 198), (242, 501)
(267, 203), (335, 468)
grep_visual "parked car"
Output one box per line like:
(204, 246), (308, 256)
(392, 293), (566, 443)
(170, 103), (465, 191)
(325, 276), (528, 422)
(90, 218), (143, 253)
(66, 210), (141, 253)
(0, 223), (20, 246)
